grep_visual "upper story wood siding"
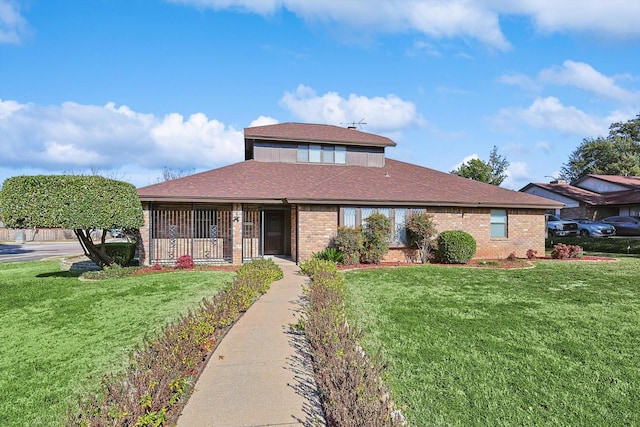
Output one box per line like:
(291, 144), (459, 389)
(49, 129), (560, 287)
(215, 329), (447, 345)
(252, 141), (385, 167)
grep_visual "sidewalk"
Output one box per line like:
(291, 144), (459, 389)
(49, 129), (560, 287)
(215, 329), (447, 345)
(176, 257), (326, 427)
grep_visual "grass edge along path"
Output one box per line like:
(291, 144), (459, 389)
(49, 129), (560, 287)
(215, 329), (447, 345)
(344, 257), (640, 426)
(69, 258), (283, 426)
(0, 259), (280, 426)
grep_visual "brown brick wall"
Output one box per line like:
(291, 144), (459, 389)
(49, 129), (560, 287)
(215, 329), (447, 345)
(297, 205), (338, 262)
(560, 206), (617, 221)
(290, 206), (298, 261)
(232, 203), (243, 264)
(139, 202), (151, 265)
(381, 207), (546, 262)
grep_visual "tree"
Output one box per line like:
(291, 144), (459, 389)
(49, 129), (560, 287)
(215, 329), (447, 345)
(157, 166), (195, 182)
(560, 114), (640, 182)
(405, 212), (438, 263)
(361, 213), (392, 264)
(0, 175), (144, 268)
(451, 145), (509, 186)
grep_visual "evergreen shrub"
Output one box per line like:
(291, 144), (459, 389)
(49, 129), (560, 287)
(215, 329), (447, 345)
(436, 230), (477, 264)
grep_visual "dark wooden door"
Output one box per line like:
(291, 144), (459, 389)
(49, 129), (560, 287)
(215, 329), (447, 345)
(264, 210), (285, 254)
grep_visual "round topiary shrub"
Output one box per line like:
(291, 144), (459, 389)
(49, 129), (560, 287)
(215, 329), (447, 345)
(435, 230), (477, 264)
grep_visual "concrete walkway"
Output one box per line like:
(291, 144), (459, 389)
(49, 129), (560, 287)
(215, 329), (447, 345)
(176, 257), (326, 427)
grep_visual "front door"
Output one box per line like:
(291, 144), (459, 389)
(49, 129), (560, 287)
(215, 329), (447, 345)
(264, 210), (285, 255)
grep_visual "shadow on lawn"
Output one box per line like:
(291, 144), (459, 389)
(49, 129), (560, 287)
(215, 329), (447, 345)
(37, 271), (82, 278)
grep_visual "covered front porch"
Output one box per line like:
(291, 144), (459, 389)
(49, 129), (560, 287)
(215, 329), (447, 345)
(141, 202), (293, 265)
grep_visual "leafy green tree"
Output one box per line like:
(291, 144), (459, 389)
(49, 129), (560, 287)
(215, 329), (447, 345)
(451, 146), (509, 186)
(405, 212), (438, 263)
(361, 213), (392, 264)
(0, 175), (144, 267)
(560, 114), (640, 182)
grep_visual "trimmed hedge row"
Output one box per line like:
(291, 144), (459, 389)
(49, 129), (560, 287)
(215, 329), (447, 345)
(300, 258), (404, 427)
(546, 236), (640, 254)
(68, 258), (283, 426)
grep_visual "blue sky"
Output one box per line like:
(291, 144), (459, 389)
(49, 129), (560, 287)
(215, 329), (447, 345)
(1, 0), (640, 190)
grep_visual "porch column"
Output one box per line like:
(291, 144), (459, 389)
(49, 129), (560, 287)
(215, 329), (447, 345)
(232, 203), (243, 264)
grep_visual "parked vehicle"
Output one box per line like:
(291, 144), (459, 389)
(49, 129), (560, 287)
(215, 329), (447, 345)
(600, 216), (640, 236)
(546, 214), (579, 237)
(567, 218), (616, 238)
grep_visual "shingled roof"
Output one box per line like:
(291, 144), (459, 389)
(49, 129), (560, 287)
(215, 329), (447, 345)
(573, 174), (640, 189)
(521, 182), (640, 206)
(244, 122), (396, 147)
(138, 158), (561, 209)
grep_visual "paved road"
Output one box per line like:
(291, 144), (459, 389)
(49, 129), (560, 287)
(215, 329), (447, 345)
(0, 241), (84, 263)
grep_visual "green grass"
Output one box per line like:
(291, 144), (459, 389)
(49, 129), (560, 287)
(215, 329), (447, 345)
(0, 260), (234, 426)
(344, 257), (640, 426)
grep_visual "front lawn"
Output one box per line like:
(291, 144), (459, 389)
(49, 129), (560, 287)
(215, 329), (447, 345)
(344, 257), (640, 426)
(0, 260), (234, 426)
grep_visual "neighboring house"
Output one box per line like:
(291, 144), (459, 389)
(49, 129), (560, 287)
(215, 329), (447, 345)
(137, 123), (561, 265)
(520, 175), (640, 220)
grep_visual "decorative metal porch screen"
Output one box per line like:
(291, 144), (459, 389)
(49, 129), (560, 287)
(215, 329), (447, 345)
(150, 205), (232, 263)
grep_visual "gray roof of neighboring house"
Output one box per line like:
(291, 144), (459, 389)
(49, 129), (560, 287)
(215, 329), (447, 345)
(573, 174), (640, 189)
(521, 182), (640, 206)
(138, 158), (562, 209)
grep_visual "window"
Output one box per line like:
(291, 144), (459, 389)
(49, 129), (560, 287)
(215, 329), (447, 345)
(297, 144), (308, 162)
(335, 146), (346, 164)
(309, 144), (322, 163)
(394, 208), (406, 244)
(340, 207), (417, 247)
(343, 207), (356, 228)
(323, 146), (335, 163)
(490, 209), (507, 238)
(297, 144), (347, 164)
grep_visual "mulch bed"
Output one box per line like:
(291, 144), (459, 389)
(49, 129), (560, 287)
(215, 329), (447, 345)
(337, 255), (617, 271)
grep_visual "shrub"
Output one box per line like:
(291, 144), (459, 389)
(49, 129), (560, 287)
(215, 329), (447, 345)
(361, 213), (392, 264)
(551, 243), (583, 259)
(300, 257), (338, 277)
(70, 259), (282, 426)
(96, 242), (137, 266)
(405, 212), (438, 263)
(435, 230), (477, 264)
(312, 247), (344, 264)
(526, 249), (537, 260)
(507, 252), (517, 261)
(176, 254), (195, 270)
(334, 226), (364, 265)
(302, 260), (403, 426)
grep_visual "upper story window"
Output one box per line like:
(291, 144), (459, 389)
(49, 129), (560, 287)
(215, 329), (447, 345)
(298, 144), (346, 164)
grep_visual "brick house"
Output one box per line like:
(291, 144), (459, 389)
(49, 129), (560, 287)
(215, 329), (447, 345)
(520, 175), (640, 220)
(137, 123), (561, 265)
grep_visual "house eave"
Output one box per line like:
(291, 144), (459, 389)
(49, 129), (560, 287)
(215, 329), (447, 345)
(285, 198), (562, 209)
(139, 196), (287, 204)
(245, 136), (395, 148)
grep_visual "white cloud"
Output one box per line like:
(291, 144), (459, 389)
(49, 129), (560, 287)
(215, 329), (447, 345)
(168, 0), (640, 50)
(505, 0), (640, 38)
(168, 0), (282, 14)
(502, 161), (531, 189)
(280, 84), (424, 133)
(539, 60), (640, 104)
(450, 153), (479, 172)
(249, 115), (279, 127)
(0, 0), (27, 44)
(536, 140), (552, 154)
(498, 72), (541, 92)
(495, 96), (611, 136)
(0, 99), (245, 178)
